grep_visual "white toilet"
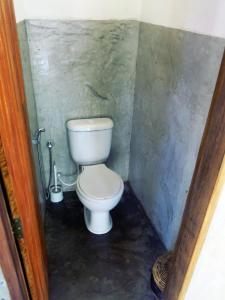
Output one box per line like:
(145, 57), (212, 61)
(67, 118), (124, 234)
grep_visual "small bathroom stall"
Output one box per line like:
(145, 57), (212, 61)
(1, 0), (225, 299)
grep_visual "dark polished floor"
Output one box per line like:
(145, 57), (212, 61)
(45, 184), (165, 300)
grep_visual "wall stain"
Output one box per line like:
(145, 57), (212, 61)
(86, 83), (109, 101)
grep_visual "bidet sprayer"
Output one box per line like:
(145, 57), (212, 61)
(33, 127), (45, 144)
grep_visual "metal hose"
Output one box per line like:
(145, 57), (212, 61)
(46, 141), (53, 199)
(37, 141), (48, 200)
(34, 128), (53, 200)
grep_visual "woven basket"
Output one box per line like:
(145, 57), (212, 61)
(151, 252), (174, 297)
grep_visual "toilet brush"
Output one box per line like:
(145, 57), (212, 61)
(50, 163), (63, 203)
(54, 163), (58, 191)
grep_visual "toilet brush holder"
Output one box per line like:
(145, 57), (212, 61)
(50, 185), (63, 203)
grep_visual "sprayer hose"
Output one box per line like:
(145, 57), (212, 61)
(47, 146), (53, 195)
(57, 173), (77, 187)
(37, 142), (49, 199)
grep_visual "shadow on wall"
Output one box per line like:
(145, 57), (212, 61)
(129, 22), (225, 249)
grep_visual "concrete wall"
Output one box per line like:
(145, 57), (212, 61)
(25, 20), (139, 187)
(17, 21), (45, 217)
(129, 23), (225, 249)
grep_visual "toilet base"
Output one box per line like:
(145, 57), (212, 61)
(84, 207), (112, 234)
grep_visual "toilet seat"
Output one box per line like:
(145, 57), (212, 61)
(77, 164), (123, 201)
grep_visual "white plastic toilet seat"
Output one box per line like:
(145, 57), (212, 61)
(77, 164), (123, 201)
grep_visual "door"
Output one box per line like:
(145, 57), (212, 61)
(0, 0), (48, 299)
(0, 181), (29, 299)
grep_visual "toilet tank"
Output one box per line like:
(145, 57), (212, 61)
(67, 118), (113, 165)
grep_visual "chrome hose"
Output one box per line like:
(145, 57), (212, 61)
(33, 128), (53, 200)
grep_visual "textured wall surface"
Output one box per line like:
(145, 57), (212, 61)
(26, 20), (139, 187)
(17, 22), (38, 135)
(129, 23), (225, 249)
(17, 21), (45, 217)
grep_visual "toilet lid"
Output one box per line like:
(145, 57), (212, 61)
(77, 164), (122, 200)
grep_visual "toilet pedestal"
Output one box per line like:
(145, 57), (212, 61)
(84, 207), (112, 234)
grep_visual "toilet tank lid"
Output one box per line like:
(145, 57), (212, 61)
(67, 118), (113, 132)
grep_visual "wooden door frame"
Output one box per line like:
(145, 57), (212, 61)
(0, 0), (48, 299)
(0, 0), (225, 298)
(0, 182), (29, 299)
(165, 50), (225, 299)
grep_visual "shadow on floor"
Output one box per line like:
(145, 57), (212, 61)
(45, 183), (165, 300)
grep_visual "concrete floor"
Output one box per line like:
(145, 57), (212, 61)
(45, 184), (165, 300)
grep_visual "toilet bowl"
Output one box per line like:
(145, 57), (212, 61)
(76, 164), (124, 234)
(66, 117), (124, 234)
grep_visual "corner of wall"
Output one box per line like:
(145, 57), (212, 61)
(17, 20), (46, 219)
(127, 20), (141, 180)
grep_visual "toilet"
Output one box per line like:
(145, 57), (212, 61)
(67, 118), (124, 234)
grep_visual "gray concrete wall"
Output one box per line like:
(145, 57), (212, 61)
(17, 21), (45, 218)
(129, 22), (225, 249)
(25, 20), (139, 188)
